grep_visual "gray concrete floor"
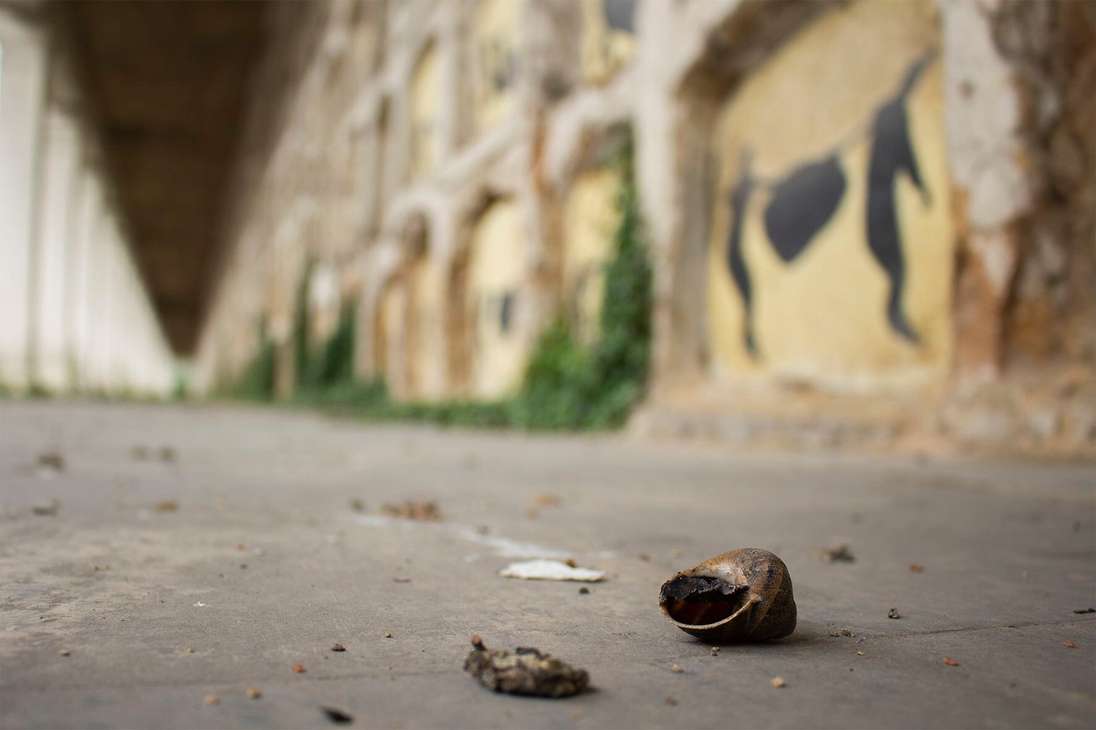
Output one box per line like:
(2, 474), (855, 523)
(0, 400), (1093, 729)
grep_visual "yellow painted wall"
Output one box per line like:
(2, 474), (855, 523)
(408, 254), (444, 398)
(581, 0), (635, 85)
(472, 0), (518, 135)
(410, 44), (440, 179)
(562, 166), (621, 344)
(467, 200), (528, 398)
(706, 0), (953, 389)
(378, 277), (408, 394)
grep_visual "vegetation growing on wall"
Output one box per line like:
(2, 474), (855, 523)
(223, 136), (651, 431)
(224, 321), (277, 401)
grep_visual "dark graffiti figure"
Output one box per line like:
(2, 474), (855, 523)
(865, 53), (933, 343)
(722, 53), (934, 357)
(763, 154), (848, 264)
(726, 150), (759, 356)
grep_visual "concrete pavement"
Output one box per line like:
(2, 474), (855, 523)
(0, 400), (1093, 729)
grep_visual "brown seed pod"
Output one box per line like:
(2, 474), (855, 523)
(659, 548), (796, 643)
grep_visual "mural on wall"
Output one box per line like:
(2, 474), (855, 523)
(581, 0), (635, 84)
(472, 0), (518, 135)
(410, 43), (440, 178)
(466, 200), (529, 399)
(707, 0), (954, 386)
(562, 166), (622, 344)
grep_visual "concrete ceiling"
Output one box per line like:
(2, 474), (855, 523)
(61, 1), (272, 354)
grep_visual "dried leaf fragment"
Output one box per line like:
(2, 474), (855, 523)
(154, 500), (179, 513)
(770, 676), (786, 688)
(909, 564), (925, 573)
(380, 500), (441, 522)
(820, 544), (855, 563)
(204, 694), (220, 706)
(1062, 640), (1078, 649)
(464, 637), (589, 698)
(943, 657), (960, 667)
(245, 687), (262, 699)
(292, 662), (306, 674)
(331, 643), (346, 652)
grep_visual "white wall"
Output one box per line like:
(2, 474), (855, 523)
(0, 7), (176, 397)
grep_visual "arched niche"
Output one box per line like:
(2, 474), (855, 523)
(702, 0), (952, 388)
(557, 128), (631, 345)
(470, 0), (519, 136)
(451, 197), (530, 399)
(373, 214), (435, 401)
(409, 41), (441, 179)
(580, 0), (636, 85)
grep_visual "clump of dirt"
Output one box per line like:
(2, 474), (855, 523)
(464, 635), (589, 698)
(380, 500), (442, 522)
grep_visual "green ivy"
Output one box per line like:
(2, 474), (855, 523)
(225, 323), (276, 402)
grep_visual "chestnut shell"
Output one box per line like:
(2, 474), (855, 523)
(659, 548), (796, 643)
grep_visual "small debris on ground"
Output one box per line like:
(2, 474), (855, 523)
(159, 446), (176, 463)
(384, 631), (393, 638)
(380, 500), (442, 522)
(181, 646), (195, 655)
(292, 662), (306, 673)
(943, 657), (960, 666)
(131, 445), (149, 460)
(321, 707), (354, 725)
(888, 608), (901, 619)
(153, 500), (179, 513)
(534, 494), (562, 508)
(204, 694), (220, 706)
(499, 559), (606, 582)
(464, 636), (589, 698)
(670, 663), (683, 673)
(36, 451), (65, 473)
(245, 687), (262, 699)
(770, 676), (786, 689)
(710, 646), (720, 656)
(578, 587), (590, 595)
(664, 696), (678, 706)
(830, 628), (854, 638)
(1062, 640), (1078, 649)
(1072, 607), (1095, 614)
(349, 498), (366, 513)
(638, 553), (652, 562)
(192, 602), (207, 608)
(31, 499), (60, 517)
(856, 651), (865, 656)
(58, 649), (70, 656)
(475, 525), (490, 535)
(909, 563), (925, 573)
(393, 577), (412, 583)
(819, 544), (855, 563)
(331, 643), (346, 652)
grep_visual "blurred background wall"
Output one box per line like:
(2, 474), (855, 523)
(0, 0), (1093, 454)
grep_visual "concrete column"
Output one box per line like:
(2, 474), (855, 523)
(0, 12), (48, 388)
(31, 105), (81, 391)
(69, 168), (101, 389)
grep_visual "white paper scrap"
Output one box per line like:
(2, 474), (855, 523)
(498, 559), (606, 582)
